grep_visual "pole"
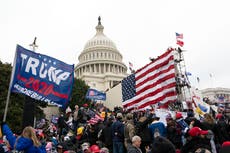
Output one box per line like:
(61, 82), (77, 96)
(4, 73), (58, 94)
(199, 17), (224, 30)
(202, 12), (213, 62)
(22, 37), (38, 128)
(3, 46), (17, 122)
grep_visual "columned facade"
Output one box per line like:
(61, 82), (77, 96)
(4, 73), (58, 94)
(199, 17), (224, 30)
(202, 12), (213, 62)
(75, 17), (127, 92)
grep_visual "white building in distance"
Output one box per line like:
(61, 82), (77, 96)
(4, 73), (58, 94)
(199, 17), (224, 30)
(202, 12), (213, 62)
(75, 17), (128, 109)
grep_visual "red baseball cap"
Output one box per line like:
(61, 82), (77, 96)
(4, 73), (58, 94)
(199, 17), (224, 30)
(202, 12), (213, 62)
(222, 141), (230, 147)
(176, 112), (183, 119)
(188, 127), (208, 137)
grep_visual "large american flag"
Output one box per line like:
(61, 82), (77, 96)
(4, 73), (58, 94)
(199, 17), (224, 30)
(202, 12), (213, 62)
(122, 48), (177, 111)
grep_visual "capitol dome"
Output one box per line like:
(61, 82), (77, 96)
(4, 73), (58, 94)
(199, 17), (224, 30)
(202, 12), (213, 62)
(75, 17), (127, 92)
(83, 20), (117, 51)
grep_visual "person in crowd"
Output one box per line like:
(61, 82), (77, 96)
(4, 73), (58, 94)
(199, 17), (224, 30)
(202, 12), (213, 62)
(66, 107), (74, 130)
(80, 142), (91, 153)
(180, 127), (212, 153)
(135, 115), (152, 153)
(194, 148), (211, 153)
(100, 147), (109, 153)
(184, 109), (202, 128)
(73, 105), (79, 131)
(215, 113), (230, 146)
(1, 122), (46, 153)
(149, 114), (166, 142)
(219, 141), (230, 153)
(111, 113), (124, 153)
(150, 135), (176, 153)
(124, 113), (136, 149)
(98, 117), (113, 152)
(165, 113), (182, 150)
(127, 135), (142, 153)
(0, 137), (10, 153)
(90, 144), (100, 153)
(201, 113), (216, 131)
(175, 112), (189, 145)
(57, 112), (66, 140)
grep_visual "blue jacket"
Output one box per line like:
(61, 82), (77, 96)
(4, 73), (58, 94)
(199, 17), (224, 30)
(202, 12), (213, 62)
(2, 123), (46, 153)
(149, 121), (167, 141)
(111, 119), (124, 142)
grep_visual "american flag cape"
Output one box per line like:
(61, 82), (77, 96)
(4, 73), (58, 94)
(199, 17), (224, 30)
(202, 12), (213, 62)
(122, 48), (177, 111)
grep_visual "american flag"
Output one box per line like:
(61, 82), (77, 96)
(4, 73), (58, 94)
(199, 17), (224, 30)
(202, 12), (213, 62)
(122, 48), (177, 111)
(176, 40), (184, 47)
(87, 113), (104, 125)
(176, 32), (183, 39)
(129, 62), (133, 68)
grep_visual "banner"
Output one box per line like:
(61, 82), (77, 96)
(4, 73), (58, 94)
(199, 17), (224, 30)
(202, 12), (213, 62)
(10, 45), (74, 108)
(86, 88), (106, 101)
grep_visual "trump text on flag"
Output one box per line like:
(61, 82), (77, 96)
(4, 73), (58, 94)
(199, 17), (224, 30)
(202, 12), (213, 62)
(10, 45), (74, 107)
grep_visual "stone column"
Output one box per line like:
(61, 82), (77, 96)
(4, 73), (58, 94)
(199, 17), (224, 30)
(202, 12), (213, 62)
(99, 63), (101, 73)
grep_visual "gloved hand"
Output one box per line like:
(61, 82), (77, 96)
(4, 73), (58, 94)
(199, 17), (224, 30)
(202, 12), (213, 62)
(1, 121), (6, 127)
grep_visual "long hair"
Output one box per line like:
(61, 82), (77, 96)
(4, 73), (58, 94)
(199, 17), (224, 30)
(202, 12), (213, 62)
(21, 126), (41, 147)
(203, 113), (215, 124)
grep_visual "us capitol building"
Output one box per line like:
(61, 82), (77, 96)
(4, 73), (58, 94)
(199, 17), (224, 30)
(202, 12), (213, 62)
(75, 17), (128, 92)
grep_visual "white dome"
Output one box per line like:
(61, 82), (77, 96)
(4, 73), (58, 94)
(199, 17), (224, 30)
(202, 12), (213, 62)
(83, 18), (117, 51)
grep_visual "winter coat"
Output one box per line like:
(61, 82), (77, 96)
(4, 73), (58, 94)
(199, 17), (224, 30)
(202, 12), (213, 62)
(149, 121), (167, 141)
(111, 119), (124, 142)
(124, 120), (135, 148)
(180, 136), (211, 153)
(166, 121), (182, 149)
(2, 123), (46, 153)
(127, 145), (142, 153)
(151, 136), (176, 153)
(99, 120), (113, 148)
(215, 119), (230, 144)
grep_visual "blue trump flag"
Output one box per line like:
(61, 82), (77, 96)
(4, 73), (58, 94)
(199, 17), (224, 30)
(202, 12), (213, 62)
(86, 88), (106, 101)
(10, 45), (74, 108)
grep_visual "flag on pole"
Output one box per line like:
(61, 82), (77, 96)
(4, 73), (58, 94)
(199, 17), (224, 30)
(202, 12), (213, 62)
(129, 61), (135, 73)
(176, 40), (184, 47)
(85, 88), (106, 101)
(185, 71), (192, 76)
(176, 32), (183, 39)
(129, 62), (133, 68)
(197, 77), (200, 83)
(122, 48), (177, 111)
(10, 45), (74, 108)
(209, 73), (213, 78)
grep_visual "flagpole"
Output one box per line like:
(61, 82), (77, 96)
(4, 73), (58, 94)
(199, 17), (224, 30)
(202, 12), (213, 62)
(29, 37), (38, 128)
(3, 46), (18, 122)
(209, 73), (214, 88)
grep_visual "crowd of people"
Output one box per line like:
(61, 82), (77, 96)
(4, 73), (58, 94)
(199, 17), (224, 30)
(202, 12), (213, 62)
(0, 102), (230, 153)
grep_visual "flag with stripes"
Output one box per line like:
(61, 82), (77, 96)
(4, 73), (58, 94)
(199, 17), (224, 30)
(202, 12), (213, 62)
(176, 40), (184, 47)
(129, 62), (133, 68)
(176, 32), (183, 39)
(87, 113), (104, 125)
(122, 48), (177, 111)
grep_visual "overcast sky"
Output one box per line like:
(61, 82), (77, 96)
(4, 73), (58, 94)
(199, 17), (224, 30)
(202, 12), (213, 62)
(1, 0), (229, 90)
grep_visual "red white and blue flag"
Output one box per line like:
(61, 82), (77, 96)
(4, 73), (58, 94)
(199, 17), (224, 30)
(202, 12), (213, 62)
(87, 113), (104, 125)
(176, 40), (184, 47)
(122, 48), (177, 111)
(129, 62), (133, 68)
(10, 45), (74, 108)
(176, 32), (183, 39)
